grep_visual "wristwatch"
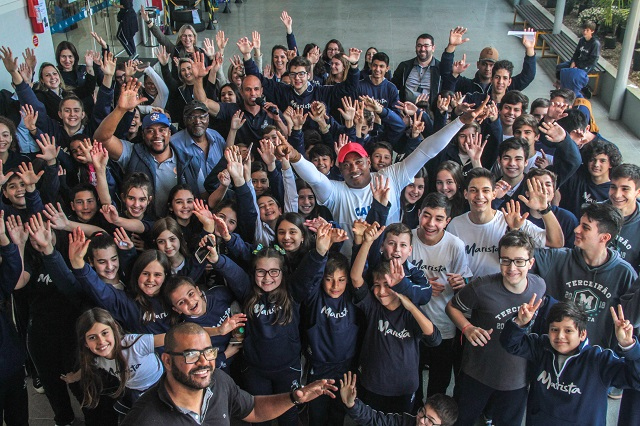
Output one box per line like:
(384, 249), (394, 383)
(538, 204), (552, 215)
(289, 383), (303, 405)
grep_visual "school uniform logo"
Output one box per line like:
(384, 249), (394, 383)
(378, 320), (410, 339)
(537, 370), (582, 395)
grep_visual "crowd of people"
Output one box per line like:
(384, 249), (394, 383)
(1, 6), (640, 426)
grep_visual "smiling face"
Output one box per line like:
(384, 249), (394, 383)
(530, 174), (556, 201)
(370, 59), (388, 81)
(170, 283), (206, 317)
(220, 86), (237, 103)
(513, 125), (539, 150)
(404, 177), (425, 205)
(163, 331), (215, 390)
(465, 177), (496, 214)
(90, 246), (120, 282)
(415, 37), (435, 63)
(272, 48), (288, 72)
(491, 69), (512, 94)
(499, 245), (534, 290)
(573, 215), (609, 250)
(3, 176), (26, 208)
(144, 76), (158, 97)
(325, 42), (341, 59)
(180, 29), (195, 48)
(59, 99), (85, 130)
(143, 124), (171, 155)
(124, 186), (151, 219)
(85, 322), (116, 359)
(129, 109), (142, 135)
(365, 48), (377, 64)
(311, 155), (334, 176)
(251, 171), (269, 196)
(277, 220), (304, 253)
(241, 75), (263, 107)
(297, 188), (316, 216)
(588, 154), (612, 180)
(137, 260), (166, 297)
(477, 59), (495, 80)
(170, 189), (195, 222)
(372, 275), (400, 309)
(257, 195), (281, 224)
(71, 190), (98, 222)
(0, 123), (13, 153)
(216, 206), (238, 234)
(436, 170), (458, 199)
(185, 110), (209, 138)
(549, 317), (587, 355)
(179, 61), (194, 84)
(500, 148), (526, 181)
(156, 230), (181, 259)
(330, 57), (345, 77)
(254, 257), (283, 293)
(382, 232), (412, 264)
(418, 206), (450, 245)
(323, 268), (348, 299)
(609, 177), (640, 216)
(59, 49), (75, 72)
(499, 103), (522, 128)
(339, 152), (371, 189)
(289, 65), (309, 91)
(41, 65), (61, 90)
(371, 148), (392, 171)
(456, 127), (478, 153)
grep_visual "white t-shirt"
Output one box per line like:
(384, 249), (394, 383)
(95, 334), (163, 391)
(447, 210), (546, 278)
(408, 230), (472, 339)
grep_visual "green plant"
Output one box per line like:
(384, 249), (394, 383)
(594, 0), (630, 27)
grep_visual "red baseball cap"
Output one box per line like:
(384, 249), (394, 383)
(338, 142), (369, 163)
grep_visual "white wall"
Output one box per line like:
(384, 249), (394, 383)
(0, 0), (56, 91)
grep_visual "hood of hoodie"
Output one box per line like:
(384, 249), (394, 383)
(560, 68), (589, 97)
(571, 246), (622, 275)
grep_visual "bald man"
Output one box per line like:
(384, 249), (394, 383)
(122, 323), (337, 425)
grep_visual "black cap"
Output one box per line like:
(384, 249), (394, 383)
(184, 100), (208, 117)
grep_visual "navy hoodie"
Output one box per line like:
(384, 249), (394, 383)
(0, 243), (25, 381)
(611, 200), (640, 272)
(501, 318), (640, 426)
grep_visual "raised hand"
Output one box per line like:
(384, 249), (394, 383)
(360, 95), (383, 114)
(352, 219), (368, 243)
(90, 141), (109, 171)
(338, 96), (356, 122)
(101, 51), (116, 76)
(217, 170), (231, 188)
(501, 199), (528, 230)
(225, 146), (245, 184)
(117, 79), (147, 110)
(460, 95), (490, 125)
(198, 233), (219, 263)
(306, 45), (320, 65)
(91, 31), (108, 49)
(218, 313), (247, 335)
(192, 51), (213, 79)
(6, 215), (28, 248)
(522, 28), (536, 53)
(0, 160), (13, 186)
(280, 10), (293, 33)
(289, 107), (307, 129)
(263, 63), (274, 79)
(304, 216), (328, 234)
(84, 50), (96, 68)
(452, 53), (470, 75)
(22, 47), (37, 71)
(68, 227), (90, 268)
(339, 372), (357, 408)
(0, 46), (18, 74)
(315, 222), (333, 256)
(448, 26), (470, 48)
(411, 112), (425, 138)
(330, 227), (348, 244)
(26, 213), (53, 254)
(203, 38), (216, 59)
(236, 37), (254, 56)
(464, 132), (486, 165)
(211, 213), (231, 240)
(518, 178), (549, 212)
(43, 202), (71, 231)
(363, 221), (385, 244)
(251, 31), (261, 52)
(193, 198), (214, 229)
(16, 162), (44, 189)
(344, 48), (362, 65)
(18, 63), (32, 85)
(395, 100), (418, 117)
(139, 5), (150, 22)
(114, 227), (134, 250)
(230, 110), (246, 131)
(101, 204), (120, 225)
(534, 150), (550, 169)
(35, 134), (60, 164)
(370, 174), (390, 206)
(286, 48), (297, 61)
(155, 45), (170, 66)
(539, 121), (566, 143)
(385, 257), (406, 287)
(515, 293), (542, 326)
(20, 104), (38, 132)
(309, 101), (327, 124)
(293, 379), (338, 404)
(334, 133), (349, 157)
(611, 304), (635, 348)
(257, 139), (276, 166)
(494, 179), (512, 200)
(216, 30), (229, 53)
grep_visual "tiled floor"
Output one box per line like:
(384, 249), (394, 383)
(25, 0), (634, 424)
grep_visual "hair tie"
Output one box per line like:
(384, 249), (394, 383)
(273, 245), (286, 255)
(252, 244), (264, 255)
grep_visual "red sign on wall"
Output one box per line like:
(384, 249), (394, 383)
(33, 35), (39, 47)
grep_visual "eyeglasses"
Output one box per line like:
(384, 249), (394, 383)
(255, 268), (282, 278)
(186, 113), (209, 122)
(166, 347), (218, 364)
(416, 43), (433, 49)
(289, 71), (308, 79)
(417, 408), (440, 425)
(499, 257), (531, 267)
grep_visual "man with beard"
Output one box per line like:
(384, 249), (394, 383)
(172, 101), (227, 197)
(94, 80), (201, 217)
(121, 322), (338, 425)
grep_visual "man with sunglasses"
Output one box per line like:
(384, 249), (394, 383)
(122, 322), (337, 425)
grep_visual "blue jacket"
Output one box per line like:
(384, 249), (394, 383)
(501, 318), (640, 425)
(0, 243), (25, 381)
(212, 249), (326, 372)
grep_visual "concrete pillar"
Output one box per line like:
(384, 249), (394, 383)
(553, 0), (567, 34)
(610, 0), (640, 120)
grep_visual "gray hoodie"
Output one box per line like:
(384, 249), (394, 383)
(534, 247), (638, 348)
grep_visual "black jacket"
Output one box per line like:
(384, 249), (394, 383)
(391, 51), (454, 104)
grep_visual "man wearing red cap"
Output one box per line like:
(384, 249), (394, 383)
(278, 100), (489, 252)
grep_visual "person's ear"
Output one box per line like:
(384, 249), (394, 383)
(161, 353), (172, 371)
(579, 329), (587, 342)
(446, 217), (451, 226)
(528, 257), (535, 270)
